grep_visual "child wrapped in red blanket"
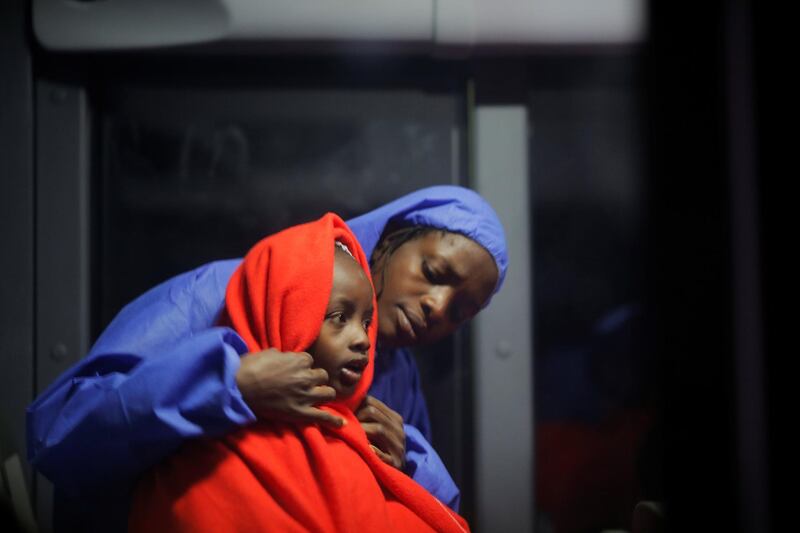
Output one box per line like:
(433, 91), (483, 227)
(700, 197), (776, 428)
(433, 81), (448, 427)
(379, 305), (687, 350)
(129, 213), (469, 533)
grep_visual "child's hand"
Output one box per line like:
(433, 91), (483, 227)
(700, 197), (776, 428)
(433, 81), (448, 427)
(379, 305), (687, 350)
(236, 349), (346, 429)
(356, 396), (406, 470)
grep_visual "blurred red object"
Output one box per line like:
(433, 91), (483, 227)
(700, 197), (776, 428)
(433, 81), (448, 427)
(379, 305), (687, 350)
(537, 409), (653, 533)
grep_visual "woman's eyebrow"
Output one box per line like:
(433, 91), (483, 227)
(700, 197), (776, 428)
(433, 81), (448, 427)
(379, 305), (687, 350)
(441, 258), (466, 282)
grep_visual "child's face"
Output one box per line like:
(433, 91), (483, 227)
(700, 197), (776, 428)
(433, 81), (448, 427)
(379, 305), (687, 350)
(309, 249), (374, 398)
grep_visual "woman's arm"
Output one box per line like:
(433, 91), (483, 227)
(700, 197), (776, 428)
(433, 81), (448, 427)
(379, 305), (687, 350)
(367, 348), (460, 511)
(355, 396), (461, 512)
(27, 259), (254, 493)
(28, 327), (253, 493)
(27, 259), (346, 494)
(404, 425), (461, 512)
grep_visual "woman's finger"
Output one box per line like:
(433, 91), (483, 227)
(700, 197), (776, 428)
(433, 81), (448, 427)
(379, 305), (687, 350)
(297, 406), (346, 429)
(296, 351), (315, 365)
(307, 367), (330, 386)
(360, 422), (403, 457)
(359, 396), (403, 425)
(307, 385), (337, 404)
(360, 422), (383, 437)
(360, 422), (390, 448)
(371, 444), (402, 470)
(356, 402), (394, 425)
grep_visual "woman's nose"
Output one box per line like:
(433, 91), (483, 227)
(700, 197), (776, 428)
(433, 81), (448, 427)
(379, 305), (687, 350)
(420, 287), (453, 325)
(349, 325), (370, 354)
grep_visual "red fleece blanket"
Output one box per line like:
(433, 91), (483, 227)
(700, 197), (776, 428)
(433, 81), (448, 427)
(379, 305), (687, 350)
(129, 213), (469, 533)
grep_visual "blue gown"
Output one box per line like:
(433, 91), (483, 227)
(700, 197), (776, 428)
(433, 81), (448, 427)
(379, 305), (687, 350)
(27, 185), (508, 529)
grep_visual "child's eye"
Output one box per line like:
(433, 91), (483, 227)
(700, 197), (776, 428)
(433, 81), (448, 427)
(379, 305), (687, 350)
(327, 312), (347, 325)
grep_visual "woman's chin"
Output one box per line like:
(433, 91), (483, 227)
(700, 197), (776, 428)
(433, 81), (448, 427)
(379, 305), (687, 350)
(376, 315), (404, 349)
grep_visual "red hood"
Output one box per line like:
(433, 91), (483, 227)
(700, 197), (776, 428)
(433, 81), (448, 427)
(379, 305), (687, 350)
(223, 212), (376, 412)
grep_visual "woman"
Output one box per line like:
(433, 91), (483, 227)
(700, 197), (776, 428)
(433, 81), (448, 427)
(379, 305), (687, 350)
(27, 185), (507, 530)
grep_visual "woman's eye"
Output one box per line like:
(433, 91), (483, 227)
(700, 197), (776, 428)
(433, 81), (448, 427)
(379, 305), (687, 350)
(422, 260), (438, 283)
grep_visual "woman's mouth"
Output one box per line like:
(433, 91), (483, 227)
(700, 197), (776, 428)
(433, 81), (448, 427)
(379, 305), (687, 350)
(339, 357), (368, 387)
(396, 305), (426, 342)
(396, 306), (417, 341)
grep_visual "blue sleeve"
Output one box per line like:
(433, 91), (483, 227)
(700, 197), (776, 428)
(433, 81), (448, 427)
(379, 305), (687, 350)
(401, 354), (433, 442)
(370, 348), (432, 441)
(370, 348), (459, 510)
(404, 425), (461, 512)
(26, 260), (255, 494)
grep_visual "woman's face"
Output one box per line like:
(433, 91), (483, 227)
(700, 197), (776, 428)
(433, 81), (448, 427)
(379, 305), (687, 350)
(372, 231), (498, 349)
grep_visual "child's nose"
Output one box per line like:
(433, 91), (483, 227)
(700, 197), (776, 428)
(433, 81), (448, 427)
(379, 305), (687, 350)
(349, 326), (370, 354)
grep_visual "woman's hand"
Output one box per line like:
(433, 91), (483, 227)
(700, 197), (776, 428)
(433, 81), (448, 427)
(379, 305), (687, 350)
(356, 396), (406, 470)
(236, 349), (345, 429)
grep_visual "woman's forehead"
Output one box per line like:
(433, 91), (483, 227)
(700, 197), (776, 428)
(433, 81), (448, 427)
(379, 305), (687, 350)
(420, 232), (498, 298)
(425, 231), (495, 265)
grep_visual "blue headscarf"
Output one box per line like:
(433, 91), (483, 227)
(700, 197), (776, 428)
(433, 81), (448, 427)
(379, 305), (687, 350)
(348, 185), (509, 298)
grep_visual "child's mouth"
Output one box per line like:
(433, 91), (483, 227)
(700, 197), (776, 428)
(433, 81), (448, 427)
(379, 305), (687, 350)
(339, 357), (368, 387)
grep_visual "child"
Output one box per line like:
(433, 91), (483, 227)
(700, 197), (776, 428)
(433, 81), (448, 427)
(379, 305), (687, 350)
(129, 213), (469, 533)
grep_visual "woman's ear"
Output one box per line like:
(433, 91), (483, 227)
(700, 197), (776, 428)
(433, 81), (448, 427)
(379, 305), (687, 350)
(369, 236), (389, 270)
(368, 251), (385, 299)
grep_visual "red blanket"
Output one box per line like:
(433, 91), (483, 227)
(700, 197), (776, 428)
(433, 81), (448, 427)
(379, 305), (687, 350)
(130, 213), (469, 533)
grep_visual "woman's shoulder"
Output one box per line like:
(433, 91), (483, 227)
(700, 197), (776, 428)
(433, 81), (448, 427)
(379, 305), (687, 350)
(373, 347), (421, 384)
(88, 259), (243, 357)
